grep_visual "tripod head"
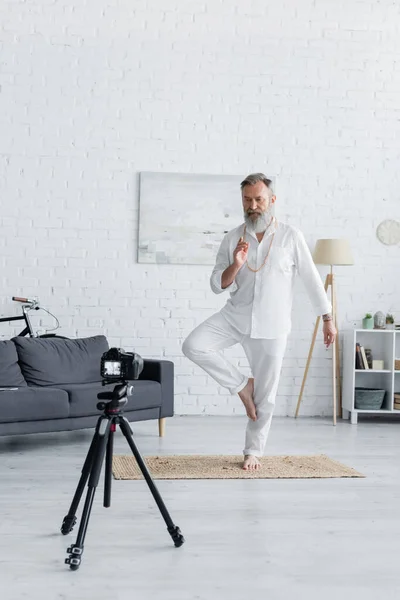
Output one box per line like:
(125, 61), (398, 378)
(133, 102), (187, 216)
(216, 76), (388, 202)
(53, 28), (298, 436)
(97, 379), (134, 413)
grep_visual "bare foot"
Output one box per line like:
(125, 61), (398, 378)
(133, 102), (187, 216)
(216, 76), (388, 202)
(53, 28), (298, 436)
(238, 377), (257, 421)
(243, 455), (261, 471)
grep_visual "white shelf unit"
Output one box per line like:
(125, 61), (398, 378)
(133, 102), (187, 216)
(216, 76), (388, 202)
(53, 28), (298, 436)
(343, 329), (400, 424)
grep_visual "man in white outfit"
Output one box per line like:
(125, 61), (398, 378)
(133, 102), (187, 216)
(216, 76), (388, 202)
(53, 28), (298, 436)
(182, 173), (336, 471)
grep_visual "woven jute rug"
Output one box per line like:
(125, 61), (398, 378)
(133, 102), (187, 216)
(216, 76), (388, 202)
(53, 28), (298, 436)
(112, 454), (364, 480)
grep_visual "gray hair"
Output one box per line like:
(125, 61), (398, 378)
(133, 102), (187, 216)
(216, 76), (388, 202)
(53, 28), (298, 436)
(240, 173), (274, 195)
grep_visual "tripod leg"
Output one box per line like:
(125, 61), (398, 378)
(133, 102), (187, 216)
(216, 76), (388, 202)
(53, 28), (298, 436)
(61, 421), (102, 535)
(295, 316), (321, 418)
(295, 273), (330, 418)
(65, 418), (111, 570)
(118, 417), (185, 548)
(104, 423), (115, 508)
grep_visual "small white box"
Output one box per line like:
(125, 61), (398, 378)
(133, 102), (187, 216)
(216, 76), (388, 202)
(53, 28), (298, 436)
(372, 359), (385, 370)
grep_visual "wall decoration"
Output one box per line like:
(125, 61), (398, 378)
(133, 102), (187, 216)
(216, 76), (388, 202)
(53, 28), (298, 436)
(376, 219), (400, 246)
(138, 172), (247, 265)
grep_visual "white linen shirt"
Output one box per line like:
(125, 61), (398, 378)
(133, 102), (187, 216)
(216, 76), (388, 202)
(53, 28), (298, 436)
(210, 220), (332, 339)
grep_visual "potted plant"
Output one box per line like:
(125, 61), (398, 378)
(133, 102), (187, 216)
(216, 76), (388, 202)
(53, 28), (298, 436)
(386, 313), (395, 330)
(362, 313), (374, 329)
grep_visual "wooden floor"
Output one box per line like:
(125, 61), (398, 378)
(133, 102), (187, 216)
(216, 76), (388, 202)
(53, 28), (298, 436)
(1, 415), (400, 600)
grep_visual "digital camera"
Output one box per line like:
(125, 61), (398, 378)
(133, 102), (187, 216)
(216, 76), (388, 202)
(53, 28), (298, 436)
(100, 347), (144, 383)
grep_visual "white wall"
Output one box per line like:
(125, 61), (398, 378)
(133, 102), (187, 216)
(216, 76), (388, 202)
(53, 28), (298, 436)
(1, 0), (400, 417)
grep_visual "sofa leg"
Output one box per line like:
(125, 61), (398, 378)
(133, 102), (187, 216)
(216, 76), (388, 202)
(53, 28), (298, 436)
(158, 418), (166, 437)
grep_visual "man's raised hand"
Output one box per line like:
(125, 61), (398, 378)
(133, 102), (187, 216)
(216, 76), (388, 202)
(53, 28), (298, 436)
(233, 236), (249, 268)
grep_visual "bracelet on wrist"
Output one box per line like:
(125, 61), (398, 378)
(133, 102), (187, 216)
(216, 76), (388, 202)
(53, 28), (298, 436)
(322, 314), (333, 322)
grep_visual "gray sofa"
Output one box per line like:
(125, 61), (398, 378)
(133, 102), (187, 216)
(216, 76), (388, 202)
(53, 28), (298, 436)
(0, 335), (174, 437)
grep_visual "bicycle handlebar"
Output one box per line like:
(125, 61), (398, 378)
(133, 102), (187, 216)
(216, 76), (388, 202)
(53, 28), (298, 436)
(12, 296), (38, 304)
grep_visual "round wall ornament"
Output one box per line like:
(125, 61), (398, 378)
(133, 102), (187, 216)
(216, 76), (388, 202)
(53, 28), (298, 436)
(376, 219), (400, 246)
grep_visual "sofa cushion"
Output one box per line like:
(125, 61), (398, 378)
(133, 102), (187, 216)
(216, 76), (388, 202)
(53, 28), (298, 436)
(0, 340), (27, 387)
(0, 387), (69, 423)
(64, 380), (162, 418)
(12, 335), (109, 386)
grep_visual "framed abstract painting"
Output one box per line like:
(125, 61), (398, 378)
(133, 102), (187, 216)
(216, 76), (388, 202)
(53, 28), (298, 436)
(138, 171), (244, 265)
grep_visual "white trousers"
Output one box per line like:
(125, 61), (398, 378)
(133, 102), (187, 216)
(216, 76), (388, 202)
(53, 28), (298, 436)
(182, 312), (287, 457)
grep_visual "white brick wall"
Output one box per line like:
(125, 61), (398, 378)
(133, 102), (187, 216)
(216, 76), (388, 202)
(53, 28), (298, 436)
(1, 0), (400, 417)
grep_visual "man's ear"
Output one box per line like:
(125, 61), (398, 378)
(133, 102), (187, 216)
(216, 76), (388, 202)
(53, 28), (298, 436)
(271, 195), (276, 204)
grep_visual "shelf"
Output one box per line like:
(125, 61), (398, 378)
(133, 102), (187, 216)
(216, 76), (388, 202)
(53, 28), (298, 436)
(343, 329), (400, 423)
(355, 329), (396, 333)
(355, 369), (391, 373)
(355, 409), (395, 413)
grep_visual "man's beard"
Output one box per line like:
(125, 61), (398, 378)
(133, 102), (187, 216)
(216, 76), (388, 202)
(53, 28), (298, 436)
(244, 208), (273, 234)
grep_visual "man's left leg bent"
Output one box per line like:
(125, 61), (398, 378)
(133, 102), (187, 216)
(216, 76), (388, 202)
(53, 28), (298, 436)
(241, 336), (287, 469)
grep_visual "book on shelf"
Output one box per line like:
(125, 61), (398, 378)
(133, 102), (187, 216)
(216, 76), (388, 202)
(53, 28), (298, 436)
(355, 343), (363, 369)
(364, 348), (373, 369)
(355, 343), (370, 369)
(360, 346), (369, 370)
(394, 403), (400, 411)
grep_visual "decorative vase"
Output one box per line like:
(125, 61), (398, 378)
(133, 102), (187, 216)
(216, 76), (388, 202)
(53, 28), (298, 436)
(374, 311), (386, 329)
(362, 317), (374, 330)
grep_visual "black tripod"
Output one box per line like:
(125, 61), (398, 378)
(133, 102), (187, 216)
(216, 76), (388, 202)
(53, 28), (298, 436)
(61, 381), (185, 570)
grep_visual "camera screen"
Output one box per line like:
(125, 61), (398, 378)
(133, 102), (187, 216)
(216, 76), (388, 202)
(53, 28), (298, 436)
(103, 361), (121, 376)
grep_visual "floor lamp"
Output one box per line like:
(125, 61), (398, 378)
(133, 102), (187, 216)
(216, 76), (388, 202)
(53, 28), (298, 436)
(295, 239), (354, 425)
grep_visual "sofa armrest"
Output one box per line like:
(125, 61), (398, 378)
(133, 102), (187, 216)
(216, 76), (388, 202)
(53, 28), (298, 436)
(138, 359), (174, 418)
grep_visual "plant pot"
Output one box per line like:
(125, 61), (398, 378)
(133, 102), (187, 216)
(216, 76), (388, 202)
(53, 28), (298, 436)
(362, 317), (374, 329)
(386, 323), (395, 330)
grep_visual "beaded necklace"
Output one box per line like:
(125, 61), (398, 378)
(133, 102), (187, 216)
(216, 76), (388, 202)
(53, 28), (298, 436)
(243, 218), (276, 273)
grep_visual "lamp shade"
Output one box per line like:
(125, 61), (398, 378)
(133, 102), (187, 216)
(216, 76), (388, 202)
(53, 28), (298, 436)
(313, 238), (354, 266)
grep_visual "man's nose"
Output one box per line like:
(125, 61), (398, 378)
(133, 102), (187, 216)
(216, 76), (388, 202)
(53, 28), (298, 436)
(250, 200), (257, 209)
